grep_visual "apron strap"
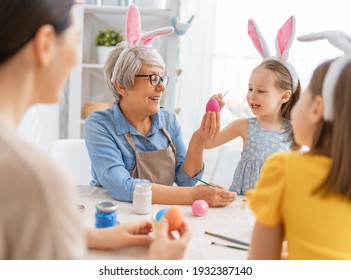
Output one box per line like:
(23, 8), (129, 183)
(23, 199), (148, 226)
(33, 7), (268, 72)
(125, 132), (138, 152)
(161, 128), (177, 155)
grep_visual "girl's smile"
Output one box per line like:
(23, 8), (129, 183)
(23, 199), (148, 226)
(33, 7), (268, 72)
(250, 103), (261, 110)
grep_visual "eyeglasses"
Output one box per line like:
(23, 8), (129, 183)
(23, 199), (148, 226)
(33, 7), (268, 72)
(135, 74), (169, 86)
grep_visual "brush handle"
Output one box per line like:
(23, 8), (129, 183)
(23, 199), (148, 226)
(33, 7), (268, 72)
(221, 90), (229, 98)
(227, 244), (248, 251)
(220, 235), (250, 247)
(211, 241), (248, 251)
(196, 178), (216, 188)
(206, 231), (250, 247)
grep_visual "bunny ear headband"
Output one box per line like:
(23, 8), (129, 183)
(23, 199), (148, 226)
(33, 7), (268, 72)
(248, 16), (299, 92)
(298, 31), (351, 121)
(126, 4), (174, 47)
(111, 4), (174, 83)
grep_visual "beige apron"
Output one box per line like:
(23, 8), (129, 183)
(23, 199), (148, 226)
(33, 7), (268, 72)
(125, 128), (176, 186)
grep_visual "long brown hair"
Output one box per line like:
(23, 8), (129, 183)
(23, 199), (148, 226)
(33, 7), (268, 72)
(309, 59), (351, 199)
(256, 59), (302, 149)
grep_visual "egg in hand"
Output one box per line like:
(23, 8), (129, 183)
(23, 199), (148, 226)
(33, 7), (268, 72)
(164, 206), (183, 231)
(205, 98), (220, 112)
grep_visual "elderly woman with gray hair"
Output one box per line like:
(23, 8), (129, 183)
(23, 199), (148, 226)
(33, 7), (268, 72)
(85, 18), (235, 207)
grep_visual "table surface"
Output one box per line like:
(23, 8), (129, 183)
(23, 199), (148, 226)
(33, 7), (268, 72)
(76, 185), (255, 260)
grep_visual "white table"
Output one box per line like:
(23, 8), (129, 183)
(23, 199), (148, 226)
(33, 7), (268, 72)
(76, 185), (255, 260)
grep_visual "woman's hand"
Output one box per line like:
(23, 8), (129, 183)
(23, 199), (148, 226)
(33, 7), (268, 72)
(148, 219), (191, 260)
(192, 184), (236, 207)
(193, 112), (221, 146)
(86, 220), (153, 250)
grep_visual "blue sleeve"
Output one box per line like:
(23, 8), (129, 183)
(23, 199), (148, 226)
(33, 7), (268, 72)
(170, 114), (205, 186)
(84, 115), (148, 202)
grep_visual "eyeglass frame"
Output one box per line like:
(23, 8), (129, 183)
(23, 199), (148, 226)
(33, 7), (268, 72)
(134, 74), (169, 86)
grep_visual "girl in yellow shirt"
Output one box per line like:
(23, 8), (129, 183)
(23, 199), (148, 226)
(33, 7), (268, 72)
(248, 31), (351, 259)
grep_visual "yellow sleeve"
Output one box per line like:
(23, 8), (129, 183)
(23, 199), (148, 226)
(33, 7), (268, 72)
(247, 152), (287, 227)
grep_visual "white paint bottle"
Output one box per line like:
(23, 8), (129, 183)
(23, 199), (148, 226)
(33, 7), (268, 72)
(133, 183), (152, 215)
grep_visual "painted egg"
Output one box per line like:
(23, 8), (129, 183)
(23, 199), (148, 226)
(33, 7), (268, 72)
(164, 206), (183, 231)
(206, 98), (220, 112)
(155, 208), (168, 222)
(192, 200), (209, 217)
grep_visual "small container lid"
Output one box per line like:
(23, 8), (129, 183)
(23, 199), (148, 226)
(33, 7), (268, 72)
(135, 183), (151, 193)
(96, 200), (118, 212)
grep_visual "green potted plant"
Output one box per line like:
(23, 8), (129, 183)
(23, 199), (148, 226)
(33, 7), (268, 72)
(95, 28), (123, 64)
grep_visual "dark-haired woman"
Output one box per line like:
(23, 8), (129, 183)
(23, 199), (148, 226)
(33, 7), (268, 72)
(0, 0), (189, 260)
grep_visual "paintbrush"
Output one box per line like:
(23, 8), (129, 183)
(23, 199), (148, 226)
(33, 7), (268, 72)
(211, 241), (248, 251)
(205, 231), (250, 247)
(196, 178), (217, 188)
(221, 90), (229, 98)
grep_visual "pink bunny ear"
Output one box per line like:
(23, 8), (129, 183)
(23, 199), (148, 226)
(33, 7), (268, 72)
(248, 19), (270, 58)
(276, 16), (295, 61)
(141, 26), (174, 46)
(126, 4), (141, 47)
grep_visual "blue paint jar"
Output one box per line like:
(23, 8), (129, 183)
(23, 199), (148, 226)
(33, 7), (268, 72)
(95, 200), (118, 228)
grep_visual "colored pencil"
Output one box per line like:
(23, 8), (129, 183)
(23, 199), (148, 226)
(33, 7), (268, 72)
(196, 178), (216, 188)
(211, 241), (248, 251)
(205, 231), (250, 247)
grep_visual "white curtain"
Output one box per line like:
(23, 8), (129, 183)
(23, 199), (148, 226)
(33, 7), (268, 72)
(176, 0), (217, 140)
(178, 0), (351, 139)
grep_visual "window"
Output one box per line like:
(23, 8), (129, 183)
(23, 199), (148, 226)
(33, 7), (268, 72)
(178, 0), (351, 139)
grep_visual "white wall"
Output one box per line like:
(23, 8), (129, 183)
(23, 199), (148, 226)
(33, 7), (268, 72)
(18, 104), (60, 153)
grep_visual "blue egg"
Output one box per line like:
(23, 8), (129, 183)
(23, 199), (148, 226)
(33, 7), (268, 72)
(155, 208), (169, 222)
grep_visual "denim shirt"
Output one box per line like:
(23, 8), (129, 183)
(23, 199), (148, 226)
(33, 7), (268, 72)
(84, 103), (204, 202)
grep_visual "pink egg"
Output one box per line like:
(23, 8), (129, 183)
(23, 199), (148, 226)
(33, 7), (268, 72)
(192, 200), (209, 217)
(205, 98), (220, 112)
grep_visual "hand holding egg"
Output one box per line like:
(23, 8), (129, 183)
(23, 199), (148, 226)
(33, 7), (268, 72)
(205, 90), (228, 112)
(206, 98), (220, 112)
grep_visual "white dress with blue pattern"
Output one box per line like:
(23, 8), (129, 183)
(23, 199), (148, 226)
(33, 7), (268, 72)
(229, 117), (291, 195)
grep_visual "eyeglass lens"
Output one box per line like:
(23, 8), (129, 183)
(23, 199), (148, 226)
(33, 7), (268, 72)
(150, 74), (169, 86)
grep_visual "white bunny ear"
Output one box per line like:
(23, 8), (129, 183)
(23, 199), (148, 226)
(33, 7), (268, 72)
(275, 16), (295, 61)
(298, 31), (351, 54)
(248, 19), (270, 58)
(298, 30), (351, 121)
(141, 26), (174, 46)
(125, 4), (141, 47)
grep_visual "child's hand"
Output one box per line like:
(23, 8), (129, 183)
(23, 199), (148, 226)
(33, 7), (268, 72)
(211, 93), (226, 111)
(281, 240), (289, 260)
(86, 220), (153, 250)
(147, 219), (191, 260)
